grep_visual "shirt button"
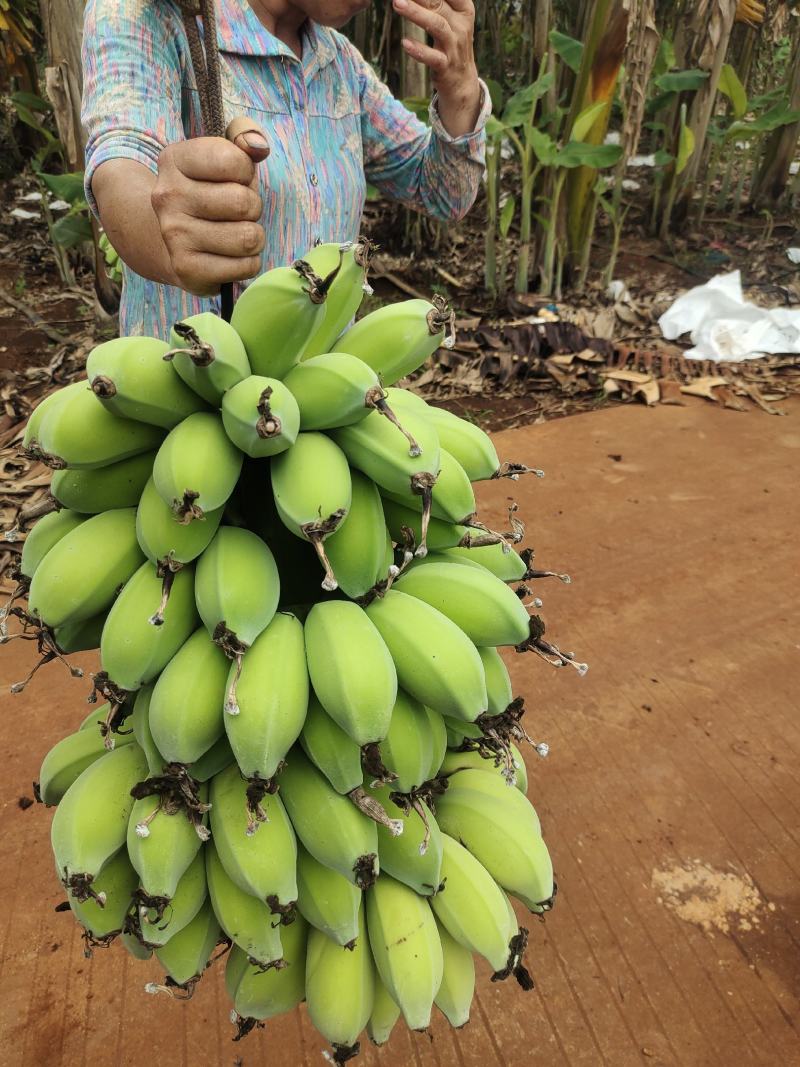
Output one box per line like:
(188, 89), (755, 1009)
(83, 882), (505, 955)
(310, 173), (319, 186)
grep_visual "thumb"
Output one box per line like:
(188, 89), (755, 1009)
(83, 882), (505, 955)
(225, 116), (270, 164)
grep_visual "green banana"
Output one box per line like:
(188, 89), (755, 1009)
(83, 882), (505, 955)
(231, 261), (335, 377)
(134, 847), (207, 949)
(430, 833), (515, 972)
(51, 742), (149, 900)
(368, 782), (443, 897)
(18, 509), (86, 583)
(67, 847), (138, 942)
(424, 707), (448, 782)
(189, 733), (235, 782)
(304, 601), (397, 745)
(220, 374), (300, 457)
(130, 685), (165, 775)
(37, 723), (135, 805)
(53, 612), (106, 654)
(423, 405), (542, 482)
(205, 841), (284, 968)
(99, 560), (198, 692)
(166, 312), (250, 405)
(333, 296), (455, 385)
(225, 917), (307, 1022)
(127, 784), (209, 903)
(270, 432), (352, 590)
(224, 611), (307, 778)
(365, 590), (486, 721)
(50, 451), (156, 514)
(440, 746), (528, 793)
(136, 476), (223, 624)
(28, 508), (143, 629)
(384, 447), (475, 525)
(366, 873), (443, 1031)
(305, 903), (374, 1057)
(441, 541), (528, 582)
(296, 842), (361, 948)
(434, 920), (475, 1028)
(381, 498), (469, 554)
(302, 237), (373, 358)
(278, 747), (379, 889)
(375, 690), (436, 793)
(366, 975), (401, 1047)
(153, 898), (221, 989)
(394, 561), (531, 646)
(148, 626), (229, 764)
(434, 770), (554, 909)
(209, 762), (297, 913)
(153, 412), (243, 523)
(121, 931), (153, 961)
(86, 336), (206, 428)
(22, 380), (85, 459)
(323, 471), (393, 599)
(477, 644), (513, 714)
(37, 383), (163, 469)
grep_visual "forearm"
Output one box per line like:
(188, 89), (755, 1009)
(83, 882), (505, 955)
(92, 158), (178, 286)
(434, 71), (482, 139)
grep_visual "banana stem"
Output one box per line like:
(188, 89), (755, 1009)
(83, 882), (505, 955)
(514, 616), (588, 675)
(149, 558), (182, 627)
(409, 471), (437, 557)
(61, 869), (107, 906)
(2, 492), (60, 541)
(232, 1014), (266, 1042)
(90, 375), (117, 399)
(352, 852), (379, 890)
(266, 895), (297, 926)
(427, 294), (457, 349)
(301, 510), (346, 591)
(492, 462), (545, 480)
(491, 927), (535, 991)
(144, 976), (200, 1000)
(172, 490), (204, 525)
(243, 774), (279, 836)
(255, 386), (281, 439)
(324, 1042), (362, 1065)
(360, 742), (398, 786)
(6, 610), (84, 692)
(164, 322), (216, 366)
(369, 394), (422, 457)
(348, 787), (404, 837)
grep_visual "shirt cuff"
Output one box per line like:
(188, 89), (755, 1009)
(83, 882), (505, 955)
(84, 132), (163, 216)
(428, 77), (492, 151)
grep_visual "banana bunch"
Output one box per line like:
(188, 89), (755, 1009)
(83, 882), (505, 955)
(8, 236), (584, 1060)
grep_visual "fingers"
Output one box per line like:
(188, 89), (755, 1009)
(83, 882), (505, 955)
(401, 36), (450, 75)
(187, 218), (266, 259)
(182, 180), (263, 223)
(393, 0), (454, 43)
(166, 137), (257, 185)
(174, 250), (263, 297)
(226, 117), (270, 164)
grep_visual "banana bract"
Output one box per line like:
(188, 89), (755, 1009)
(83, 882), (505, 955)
(221, 374), (300, 457)
(153, 412), (243, 522)
(305, 904), (375, 1051)
(51, 450), (156, 514)
(167, 312), (250, 405)
(301, 238), (372, 359)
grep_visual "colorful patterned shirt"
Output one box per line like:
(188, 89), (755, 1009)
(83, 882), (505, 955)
(81, 0), (491, 338)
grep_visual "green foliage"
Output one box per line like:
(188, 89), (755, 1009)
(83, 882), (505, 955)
(717, 64), (747, 120)
(549, 30), (583, 74)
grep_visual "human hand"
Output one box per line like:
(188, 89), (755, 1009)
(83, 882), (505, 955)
(150, 120), (269, 297)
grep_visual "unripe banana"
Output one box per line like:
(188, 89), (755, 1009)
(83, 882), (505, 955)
(100, 561), (198, 692)
(394, 561), (531, 646)
(127, 784), (209, 903)
(209, 762), (297, 914)
(300, 692), (363, 795)
(270, 432), (352, 590)
(323, 471), (392, 599)
(278, 748), (379, 889)
(376, 690), (435, 793)
(435, 771), (554, 909)
(441, 541), (528, 582)
(304, 601), (397, 745)
(130, 685), (165, 775)
(28, 508), (143, 629)
(221, 374), (300, 457)
(305, 903), (374, 1056)
(153, 898), (221, 989)
(121, 931), (153, 960)
(333, 296), (455, 385)
(79, 702), (111, 731)
(365, 590), (486, 721)
(434, 920), (475, 1028)
(440, 745), (528, 793)
(86, 336), (207, 428)
(67, 847), (138, 941)
(205, 841), (284, 968)
(51, 451), (156, 514)
(194, 527), (279, 706)
(166, 312), (250, 405)
(51, 742), (149, 900)
(189, 732), (235, 782)
(225, 916), (307, 1022)
(148, 626), (229, 764)
(332, 410), (440, 555)
(302, 238), (373, 358)
(425, 707), (448, 782)
(37, 383), (163, 469)
(19, 509), (86, 582)
(231, 261), (335, 376)
(477, 645), (513, 714)
(153, 412), (243, 523)
(430, 833), (515, 971)
(296, 842), (361, 948)
(367, 976), (401, 1047)
(381, 497), (469, 553)
(366, 873), (443, 1031)
(385, 447), (475, 525)
(224, 611), (308, 778)
(367, 782), (443, 897)
(52, 612), (106, 654)
(136, 477), (223, 624)
(417, 405), (501, 481)
(22, 380), (85, 458)
(37, 724), (135, 805)
(134, 847), (206, 948)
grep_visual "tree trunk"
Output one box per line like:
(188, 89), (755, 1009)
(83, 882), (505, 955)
(751, 35), (800, 207)
(402, 19), (428, 99)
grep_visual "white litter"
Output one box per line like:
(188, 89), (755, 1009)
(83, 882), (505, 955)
(10, 208), (39, 220)
(19, 191), (42, 202)
(659, 269), (800, 361)
(49, 199), (70, 212)
(627, 153), (656, 168)
(787, 247), (800, 264)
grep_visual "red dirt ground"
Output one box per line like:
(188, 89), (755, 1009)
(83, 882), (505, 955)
(0, 399), (798, 1066)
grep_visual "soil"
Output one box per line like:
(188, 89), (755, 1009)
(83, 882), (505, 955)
(1, 398), (797, 1066)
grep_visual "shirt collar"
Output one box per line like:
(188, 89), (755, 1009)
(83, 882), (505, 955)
(215, 0), (337, 75)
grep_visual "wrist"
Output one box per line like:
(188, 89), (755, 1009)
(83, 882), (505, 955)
(436, 67), (481, 110)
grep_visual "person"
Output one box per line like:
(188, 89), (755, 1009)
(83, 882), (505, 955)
(82, 0), (491, 339)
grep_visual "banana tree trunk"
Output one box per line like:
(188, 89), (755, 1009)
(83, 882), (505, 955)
(564, 0), (629, 267)
(751, 34), (800, 207)
(402, 19), (428, 99)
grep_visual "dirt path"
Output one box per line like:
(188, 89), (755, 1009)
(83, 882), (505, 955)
(0, 400), (798, 1067)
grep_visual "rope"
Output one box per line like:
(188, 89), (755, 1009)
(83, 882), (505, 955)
(178, 0), (234, 320)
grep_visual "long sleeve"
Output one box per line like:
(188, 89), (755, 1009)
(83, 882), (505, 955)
(351, 44), (491, 223)
(81, 0), (187, 215)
